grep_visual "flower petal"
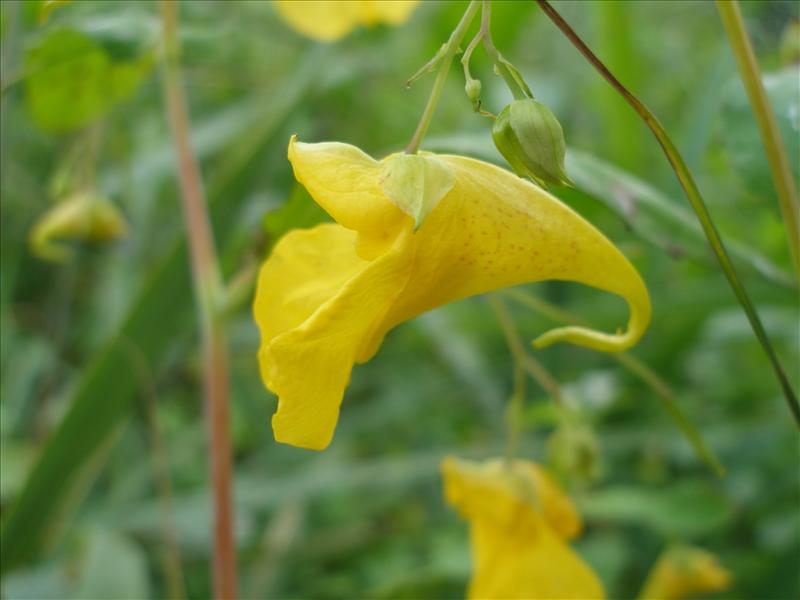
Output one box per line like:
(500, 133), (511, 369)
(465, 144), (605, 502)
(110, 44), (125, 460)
(273, 1), (360, 42)
(640, 546), (731, 600)
(254, 223), (414, 450)
(442, 457), (605, 600)
(380, 153), (651, 352)
(359, 0), (419, 26)
(288, 136), (411, 260)
(441, 457), (581, 539)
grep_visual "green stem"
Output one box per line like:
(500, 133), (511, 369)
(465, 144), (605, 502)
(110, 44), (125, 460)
(405, 1), (480, 154)
(159, 3), (238, 598)
(717, 0), (800, 281)
(502, 288), (725, 477)
(535, 0), (800, 427)
(480, 0), (532, 100)
(489, 294), (569, 461)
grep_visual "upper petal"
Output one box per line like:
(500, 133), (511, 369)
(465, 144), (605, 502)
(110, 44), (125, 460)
(288, 136), (411, 259)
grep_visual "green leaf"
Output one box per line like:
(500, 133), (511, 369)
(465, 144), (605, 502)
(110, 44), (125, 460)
(38, 0), (72, 23)
(72, 528), (150, 600)
(263, 184), (330, 250)
(24, 29), (150, 133)
(721, 67), (800, 196)
(578, 481), (733, 537)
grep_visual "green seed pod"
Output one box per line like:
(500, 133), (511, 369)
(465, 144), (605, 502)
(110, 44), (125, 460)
(492, 98), (573, 188)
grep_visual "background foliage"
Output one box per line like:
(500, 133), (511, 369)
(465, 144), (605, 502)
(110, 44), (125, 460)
(1, 1), (798, 599)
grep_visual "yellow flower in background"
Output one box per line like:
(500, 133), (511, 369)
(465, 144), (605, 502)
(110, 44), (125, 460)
(273, 0), (418, 42)
(441, 456), (605, 600)
(639, 545), (731, 600)
(29, 190), (128, 262)
(253, 136), (650, 449)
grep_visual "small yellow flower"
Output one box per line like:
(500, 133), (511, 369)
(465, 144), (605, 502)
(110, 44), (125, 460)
(441, 456), (606, 600)
(273, 0), (418, 42)
(253, 136), (650, 449)
(639, 545), (731, 600)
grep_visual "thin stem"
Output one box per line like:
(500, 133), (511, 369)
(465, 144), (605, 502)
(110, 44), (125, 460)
(534, 0), (799, 427)
(489, 294), (568, 460)
(717, 0), (800, 280)
(480, 0), (531, 100)
(489, 294), (564, 403)
(159, 3), (237, 599)
(405, 1), (480, 154)
(502, 288), (725, 477)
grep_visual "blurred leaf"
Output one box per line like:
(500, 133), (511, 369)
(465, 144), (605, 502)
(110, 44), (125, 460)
(263, 184), (330, 251)
(0, 562), (69, 600)
(578, 481), (734, 537)
(38, 0), (71, 23)
(0, 51), (322, 574)
(72, 528), (150, 600)
(24, 29), (150, 133)
(721, 67), (800, 195)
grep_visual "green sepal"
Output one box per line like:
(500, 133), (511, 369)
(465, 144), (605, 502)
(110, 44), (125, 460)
(380, 154), (455, 231)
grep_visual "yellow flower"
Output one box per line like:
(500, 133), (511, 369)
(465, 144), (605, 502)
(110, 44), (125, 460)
(253, 136), (650, 449)
(29, 190), (128, 262)
(441, 456), (606, 600)
(273, 0), (418, 42)
(639, 545), (731, 600)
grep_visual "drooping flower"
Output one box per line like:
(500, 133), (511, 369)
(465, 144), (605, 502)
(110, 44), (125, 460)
(273, 0), (418, 42)
(441, 456), (605, 600)
(639, 545), (731, 600)
(253, 136), (651, 449)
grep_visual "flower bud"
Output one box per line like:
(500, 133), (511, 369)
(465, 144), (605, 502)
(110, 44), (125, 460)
(492, 98), (573, 188)
(29, 190), (128, 262)
(465, 78), (482, 112)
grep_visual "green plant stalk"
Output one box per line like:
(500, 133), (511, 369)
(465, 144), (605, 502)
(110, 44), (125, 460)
(480, 0), (532, 100)
(489, 294), (567, 461)
(535, 0), (800, 426)
(160, 3), (237, 599)
(502, 288), (725, 477)
(717, 0), (800, 280)
(405, 0), (480, 154)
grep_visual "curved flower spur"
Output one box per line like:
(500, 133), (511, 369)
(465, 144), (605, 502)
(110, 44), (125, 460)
(253, 136), (651, 450)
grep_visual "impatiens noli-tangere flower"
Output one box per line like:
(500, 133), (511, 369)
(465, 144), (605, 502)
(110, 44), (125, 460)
(441, 456), (605, 599)
(253, 136), (651, 450)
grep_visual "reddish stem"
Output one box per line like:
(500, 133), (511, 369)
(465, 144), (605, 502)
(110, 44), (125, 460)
(160, 2), (238, 598)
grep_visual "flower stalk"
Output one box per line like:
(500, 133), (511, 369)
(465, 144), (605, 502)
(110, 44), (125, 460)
(159, 2), (237, 598)
(534, 0), (799, 427)
(716, 0), (800, 281)
(405, 1), (480, 154)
